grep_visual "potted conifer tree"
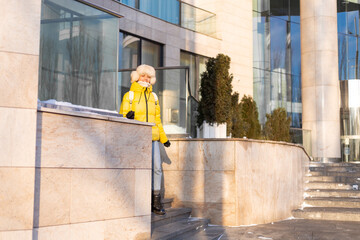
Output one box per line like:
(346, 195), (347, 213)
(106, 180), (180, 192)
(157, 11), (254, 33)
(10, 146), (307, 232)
(197, 54), (233, 138)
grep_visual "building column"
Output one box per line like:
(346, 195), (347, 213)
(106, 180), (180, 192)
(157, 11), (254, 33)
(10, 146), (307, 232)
(0, 0), (41, 235)
(300, 0), (341, 161)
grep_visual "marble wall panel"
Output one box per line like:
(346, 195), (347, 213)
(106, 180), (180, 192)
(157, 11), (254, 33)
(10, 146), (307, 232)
(0, 1), (41, 55)
(163, 140), (179, 171)
(301, 51), (316, 88)
(178, 141), (205, 170)
(205, 171), (235, 203)
(0, 230), (32, 240)
(37, 113), (106, 168)
(70, 169), (108, 223)
(300, 17), (315, 54)
(106, 169), (135, 219)
(35, 169), (71, 227)
(105, 121), (152, 169)
(36, 225), (71, 240)
(0, 107), (37, 167)
(203, 141), (235, 171)
(300, 0), (315, 20)
(315, 86), (340, 121)
(314, 17), (338, 52)
(135, 170), (151, 216)
(164, 170), (205, 203)
(71, 221), (105, 240)
(302, 87), (317, 122)
(0, 168), (35, 231)
(314, 0), (337, 18)
(0, 52), (38, 109)
(315, 120), (341, 158)
(70, 169), (136, 223)
(104, 215), (151, 240)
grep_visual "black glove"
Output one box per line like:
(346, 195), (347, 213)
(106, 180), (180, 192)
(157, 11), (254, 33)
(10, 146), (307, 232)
(164, 140), (171, 148)
(126, 111), (135, 119)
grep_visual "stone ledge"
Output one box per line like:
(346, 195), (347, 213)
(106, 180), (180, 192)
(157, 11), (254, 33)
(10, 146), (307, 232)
(37, 104), (154, 127)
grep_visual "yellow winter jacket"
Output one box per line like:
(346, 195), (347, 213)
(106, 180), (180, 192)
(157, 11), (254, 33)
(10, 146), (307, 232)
(119, 82), (168, 143)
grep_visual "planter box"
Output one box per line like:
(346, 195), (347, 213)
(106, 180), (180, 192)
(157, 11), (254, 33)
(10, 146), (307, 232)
(197, 121), (227, 138)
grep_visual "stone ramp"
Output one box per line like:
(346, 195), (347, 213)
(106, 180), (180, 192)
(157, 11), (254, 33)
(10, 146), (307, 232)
(151, 199), (224, 239)
(293, 162), (360, 221)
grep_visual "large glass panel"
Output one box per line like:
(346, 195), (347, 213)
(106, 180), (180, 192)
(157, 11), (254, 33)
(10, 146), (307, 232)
(180, 52), (197, 98)
(118, 33), (140, 105)
(340, 80), (360, 161)
(39, 0), (118, 111)
(253, 0), (270, 13)
(118, 34), (163, 108)
(253, 0), (301, 128)
(270, 0), (289, 20)
(119, 0), (138, 8)
(270, 17), (287, 71)
(253, 11), (270, 71)
(139, 0), (179, 24)
(339, 34), (348, 80)
(181, 2), (216, 37)
(141, 40), (162, 67)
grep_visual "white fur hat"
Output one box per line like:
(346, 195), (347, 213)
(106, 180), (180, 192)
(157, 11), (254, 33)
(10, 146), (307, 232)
(131, 64), (156, 85)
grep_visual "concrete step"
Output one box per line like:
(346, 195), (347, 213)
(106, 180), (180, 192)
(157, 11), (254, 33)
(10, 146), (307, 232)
(305, 175), (360, 184)
(151, 218), (209, 240)
(305, 197), (360, 208)
(310, 162), (360, 167)
(151, 207), (192, 229)
(186, 225), (225, 240)
(163, 198), (173, 209)
(306, 182), (356, 190)
(309, 171), (360, 177)
(310, 166), (360, 172)
(306, 189), (360, 198)
(292, 207), (360, 221)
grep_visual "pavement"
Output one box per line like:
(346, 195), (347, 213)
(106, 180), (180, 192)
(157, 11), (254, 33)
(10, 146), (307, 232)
(204, 219), (360, 240)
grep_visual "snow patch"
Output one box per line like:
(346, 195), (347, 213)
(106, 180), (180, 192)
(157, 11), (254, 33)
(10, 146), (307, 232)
(39, 99), (119, 116)
(258, 236), (273, 240)
(300, 202), (313, 210)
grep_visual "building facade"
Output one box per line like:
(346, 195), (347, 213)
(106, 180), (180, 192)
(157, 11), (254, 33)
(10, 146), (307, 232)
(31, 0), (360, 163)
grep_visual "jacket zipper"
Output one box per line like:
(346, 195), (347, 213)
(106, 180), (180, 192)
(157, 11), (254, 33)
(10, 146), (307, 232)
(144, 88), (148, 122)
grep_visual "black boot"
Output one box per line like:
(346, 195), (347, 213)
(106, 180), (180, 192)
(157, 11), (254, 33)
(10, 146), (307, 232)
(152, 193), (166, 215)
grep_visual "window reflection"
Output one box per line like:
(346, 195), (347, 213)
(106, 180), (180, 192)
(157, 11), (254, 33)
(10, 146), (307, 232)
(38, 0), (119, 111)
(253, 0), (301, 128)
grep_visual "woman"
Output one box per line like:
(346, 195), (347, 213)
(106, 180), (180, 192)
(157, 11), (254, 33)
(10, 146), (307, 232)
(120, 64), (170, 215)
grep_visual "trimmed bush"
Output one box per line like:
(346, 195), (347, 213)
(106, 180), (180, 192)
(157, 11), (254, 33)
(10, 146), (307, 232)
(197, 54), (233, 127)
(264, 107), (291, 142)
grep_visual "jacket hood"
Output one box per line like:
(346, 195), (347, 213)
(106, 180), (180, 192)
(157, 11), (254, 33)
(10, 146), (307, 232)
(130, 81), (153, 92)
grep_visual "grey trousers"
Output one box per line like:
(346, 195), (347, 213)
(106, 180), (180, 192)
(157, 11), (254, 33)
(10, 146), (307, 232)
(152, 141), (162, 191)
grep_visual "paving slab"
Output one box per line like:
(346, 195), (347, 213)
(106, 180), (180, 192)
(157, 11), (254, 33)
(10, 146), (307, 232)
(201, 219), (360, 240)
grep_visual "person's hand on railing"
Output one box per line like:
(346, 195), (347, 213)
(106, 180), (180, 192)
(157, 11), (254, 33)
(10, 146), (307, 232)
(164, 140), (171, 148)
(126, 111), (135, 119)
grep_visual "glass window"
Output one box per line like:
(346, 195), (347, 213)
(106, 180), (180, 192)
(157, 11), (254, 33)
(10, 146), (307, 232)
(118, 33), (163, 109)
(180, 51), (209, 100)
(38, 0), (119, 111)
(141, 40), (162, 67)
(253, 0), (301, 128)
(139, 0), (179, 24)
(270, 0), (288, 20)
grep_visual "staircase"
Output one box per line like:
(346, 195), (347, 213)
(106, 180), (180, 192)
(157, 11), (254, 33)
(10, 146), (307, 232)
(293, 162), (360, 221)
(151, 198), (224, 240)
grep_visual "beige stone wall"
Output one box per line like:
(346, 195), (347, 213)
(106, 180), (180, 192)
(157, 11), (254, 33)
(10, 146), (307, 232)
(164, 139), (309, 226)
(0, 0), (41, 238)
(32, 109), (153, 239)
